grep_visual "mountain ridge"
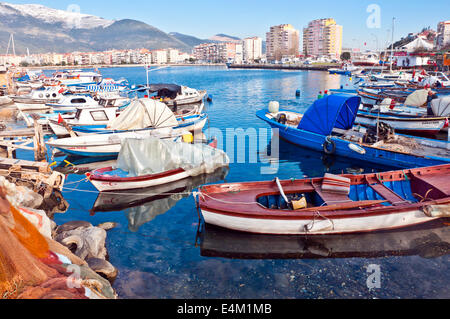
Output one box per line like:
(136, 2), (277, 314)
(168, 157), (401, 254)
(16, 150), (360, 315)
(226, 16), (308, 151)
(0, 2), (243, 55)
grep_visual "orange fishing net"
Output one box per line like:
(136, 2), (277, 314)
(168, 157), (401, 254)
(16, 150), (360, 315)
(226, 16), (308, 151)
(0, 187), (87, 299)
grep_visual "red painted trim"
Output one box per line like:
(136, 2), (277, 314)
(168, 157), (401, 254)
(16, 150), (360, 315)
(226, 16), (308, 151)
(89, 167), (186, 182)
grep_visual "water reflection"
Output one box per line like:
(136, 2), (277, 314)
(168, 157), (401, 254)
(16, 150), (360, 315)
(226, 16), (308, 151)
(199, 220), (450, 260)
(91, 167), (229, 232)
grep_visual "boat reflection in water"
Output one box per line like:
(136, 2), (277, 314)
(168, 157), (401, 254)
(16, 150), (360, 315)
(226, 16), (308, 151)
(199, 220), (450, 260)
(91, 167), (229, 232)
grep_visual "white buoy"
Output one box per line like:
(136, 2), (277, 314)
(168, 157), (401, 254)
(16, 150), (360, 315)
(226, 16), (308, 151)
(269, 101), (280, 114)
(349, 143), (366, 155)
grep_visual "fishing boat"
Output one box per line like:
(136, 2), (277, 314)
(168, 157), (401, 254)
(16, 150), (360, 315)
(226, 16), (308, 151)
(91, 166), (229, 214)
(140, 84), (207, 106)
(196, 164), (450, 235)
(328, 64), (361, 76)
(52, 70), (103, 87)
(199, 220), (449, 259)
(46, 95), (99, 113)
(354, 108), (448, 136)
(87, 136), (229, 192)
(70, 98), (207, 136)
(12, 86), (66, 111)
(257, 95), (450, 168)
(46, 128), (189, 157)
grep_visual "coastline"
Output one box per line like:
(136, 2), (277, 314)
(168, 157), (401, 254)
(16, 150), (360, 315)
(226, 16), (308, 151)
(27, 63), (227, 70)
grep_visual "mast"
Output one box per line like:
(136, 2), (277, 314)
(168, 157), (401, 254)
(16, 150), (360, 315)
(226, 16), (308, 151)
(390, 17), (395, 73)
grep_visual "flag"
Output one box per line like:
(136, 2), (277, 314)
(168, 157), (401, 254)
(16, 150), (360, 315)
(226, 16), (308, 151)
(58, 114), (64, 124)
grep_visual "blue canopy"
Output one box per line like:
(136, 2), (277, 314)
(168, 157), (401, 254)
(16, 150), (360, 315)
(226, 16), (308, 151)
(298, 94), (361, 136)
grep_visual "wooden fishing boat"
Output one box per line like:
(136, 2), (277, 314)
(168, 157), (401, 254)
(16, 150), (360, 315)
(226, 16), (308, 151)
(355, 110), (447, 136)
(87, 137), (229, 192)
(197, 164), (450, 235)
(257, 95), (450, 168)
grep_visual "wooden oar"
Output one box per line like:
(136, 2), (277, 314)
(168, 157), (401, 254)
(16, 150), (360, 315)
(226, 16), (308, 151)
(297, 200), (388, 212)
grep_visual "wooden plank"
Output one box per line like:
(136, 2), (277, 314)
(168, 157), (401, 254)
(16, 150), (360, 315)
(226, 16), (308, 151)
(365, 176), (407, 205)
(311, 181), (351, 205)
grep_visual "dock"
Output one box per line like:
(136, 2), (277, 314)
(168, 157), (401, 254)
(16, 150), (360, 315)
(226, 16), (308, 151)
(227, 63), (337, 71)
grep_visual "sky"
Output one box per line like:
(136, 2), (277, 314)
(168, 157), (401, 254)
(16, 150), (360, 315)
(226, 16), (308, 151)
(5, 0), (450, 50)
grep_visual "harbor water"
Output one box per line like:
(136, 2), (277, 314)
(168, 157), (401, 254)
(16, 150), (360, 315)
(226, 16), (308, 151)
(39, 66), (449, 298)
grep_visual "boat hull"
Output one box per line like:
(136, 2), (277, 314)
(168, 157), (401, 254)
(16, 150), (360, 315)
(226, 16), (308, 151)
(88, 167), (191, 192)
(355, 113), (447, 136)
(200, 207), (439, 235)
(256, 110), (449, 168)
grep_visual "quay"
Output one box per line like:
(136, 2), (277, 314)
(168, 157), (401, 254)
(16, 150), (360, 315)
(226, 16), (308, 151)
(227, 63), (338, 71)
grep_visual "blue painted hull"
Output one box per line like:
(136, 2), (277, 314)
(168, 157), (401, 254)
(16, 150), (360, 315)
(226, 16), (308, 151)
(72, 114), (207, 135)
(256, 110), (449, 169)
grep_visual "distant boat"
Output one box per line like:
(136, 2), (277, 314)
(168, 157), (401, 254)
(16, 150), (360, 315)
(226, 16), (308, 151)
(137, 84), (207, 106)
(329, 64), (361, 76)
(197, 164), (450, 235)
(52, 70), (103, 87)
(12, 86), (66, 111)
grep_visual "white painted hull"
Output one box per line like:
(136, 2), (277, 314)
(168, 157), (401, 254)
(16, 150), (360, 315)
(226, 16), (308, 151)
(47, 129), (188, 157)
(73, 117), (207, 137)
(15, 102), (52, 112)
(90, 170), (191, 192)
(166, 91), (207, 106)
(200, 208), (439, 235)
(355, 115), (446, 134)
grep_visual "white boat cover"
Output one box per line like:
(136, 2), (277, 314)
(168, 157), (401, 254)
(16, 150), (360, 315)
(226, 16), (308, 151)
(420, 76), (439, 87)
(404, 89), (429, 107)
(431, 96), (450, 117)
(107, 98), (178, 130)
(116, 137), (230, 177)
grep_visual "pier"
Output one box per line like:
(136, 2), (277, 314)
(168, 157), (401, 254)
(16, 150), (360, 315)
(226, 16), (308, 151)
(227, 63), (338, 71)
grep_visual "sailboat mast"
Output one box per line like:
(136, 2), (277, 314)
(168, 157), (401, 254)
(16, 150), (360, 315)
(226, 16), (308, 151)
(390, 17), (395, 72)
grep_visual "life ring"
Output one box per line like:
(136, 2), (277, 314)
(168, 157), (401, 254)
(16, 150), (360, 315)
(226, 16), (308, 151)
(323, 137), (336, 155)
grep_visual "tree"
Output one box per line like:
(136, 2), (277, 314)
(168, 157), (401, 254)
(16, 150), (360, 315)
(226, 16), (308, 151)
(340, 52), (351, 61)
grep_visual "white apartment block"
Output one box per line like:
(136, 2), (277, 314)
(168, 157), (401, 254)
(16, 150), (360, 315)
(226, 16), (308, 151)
(243, 37), (263, 62)
(151, 50), (168, 64)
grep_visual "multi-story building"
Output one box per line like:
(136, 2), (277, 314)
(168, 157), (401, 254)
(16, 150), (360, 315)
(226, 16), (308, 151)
(303, 18), (343, 59)
(151, 49), (168, 64)
(437, 21), (450, 49)
(266, 24), (300, 62)
(243, 37), (263, 62)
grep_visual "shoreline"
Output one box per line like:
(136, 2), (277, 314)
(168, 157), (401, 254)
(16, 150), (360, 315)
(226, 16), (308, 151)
(27, 63), (226, 70)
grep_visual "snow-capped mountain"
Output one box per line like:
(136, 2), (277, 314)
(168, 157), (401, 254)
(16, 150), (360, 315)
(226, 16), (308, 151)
(0, 2), (193, 54)
(0, 2), (114, 29)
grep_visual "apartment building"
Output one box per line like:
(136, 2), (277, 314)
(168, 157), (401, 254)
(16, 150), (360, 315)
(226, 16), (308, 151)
(303, 18), (343, 59)
(266, 24), (300, 62)
(243, 37), (263, 62)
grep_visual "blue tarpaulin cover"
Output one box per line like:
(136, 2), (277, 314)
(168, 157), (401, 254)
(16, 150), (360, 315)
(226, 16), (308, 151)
(298, 94), (361, 136)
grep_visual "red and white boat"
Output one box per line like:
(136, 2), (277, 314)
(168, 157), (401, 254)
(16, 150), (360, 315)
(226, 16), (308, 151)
(87, 137), (228, 192)
(197, 165), (450, 235)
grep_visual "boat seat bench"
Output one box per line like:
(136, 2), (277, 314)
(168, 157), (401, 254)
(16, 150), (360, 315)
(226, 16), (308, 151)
(365, 176), (408, 205)
(411, 173), (450, 197)
(312, 182), (351, 206)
